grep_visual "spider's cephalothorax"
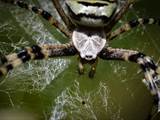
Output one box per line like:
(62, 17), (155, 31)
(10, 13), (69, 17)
(1, 0), (160, 112)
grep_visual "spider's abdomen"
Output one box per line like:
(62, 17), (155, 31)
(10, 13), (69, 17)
(72, 28), (106, 60)
(65, 0), (118, 27)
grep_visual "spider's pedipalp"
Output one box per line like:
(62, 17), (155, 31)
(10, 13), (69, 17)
(89, 58), (98, 78)
(99, 47), (160, 111)
(0, 0), (71, 38)
(109, 18), (160, 40)
(77, 57), (98, 78)
(78, 59), (85, 75)
(0, 43), (77, 77)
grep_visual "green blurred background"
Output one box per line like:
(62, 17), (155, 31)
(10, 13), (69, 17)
(0, 0), (160, 120)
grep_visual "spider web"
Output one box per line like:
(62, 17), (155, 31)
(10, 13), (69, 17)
(0, 0), (69, 92)
(38, 0), (65, 26)
(49, 80), (122, 120)
(115, 1), (160, 55)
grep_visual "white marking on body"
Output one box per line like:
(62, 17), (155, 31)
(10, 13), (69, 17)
(72, 28), (106, 60)
(65, 0), (117, 26)
(81, 17), (103, 26)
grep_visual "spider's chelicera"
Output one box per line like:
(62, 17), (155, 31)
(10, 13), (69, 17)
(0, 0), (160, 112)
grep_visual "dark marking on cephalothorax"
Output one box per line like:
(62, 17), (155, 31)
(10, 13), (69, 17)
(78, 1), (108, 7)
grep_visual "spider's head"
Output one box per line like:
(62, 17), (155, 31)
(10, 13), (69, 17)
(65, 0), (118, 27)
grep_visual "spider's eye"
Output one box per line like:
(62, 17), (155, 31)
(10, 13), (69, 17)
(65, 0), (118, 27)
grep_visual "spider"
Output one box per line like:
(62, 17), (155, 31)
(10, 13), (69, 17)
(0, 0), (160, 112)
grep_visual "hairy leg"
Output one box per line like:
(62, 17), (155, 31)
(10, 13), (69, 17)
(109, 18), (160, 40)
(51, 0), (75, 31)
(99, 47), (160, 111)
(106, 0), (135, 32)
(0, 43), (77, 76)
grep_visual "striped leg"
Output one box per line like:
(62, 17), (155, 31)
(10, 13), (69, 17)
(99, 47), (160, 111)
(106, 0), (134, 32)
(109, 18), (160, 40)
(0, 0), (71, 38)
(51, 0), (74, 31)
(0, 43), (77, 77)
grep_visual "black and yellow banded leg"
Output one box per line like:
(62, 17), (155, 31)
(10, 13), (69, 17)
(99, 47), (160, 111)
(109, 18), (160, 40)
(0, 43), (77, 77)
(0, 0), (71, 38)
